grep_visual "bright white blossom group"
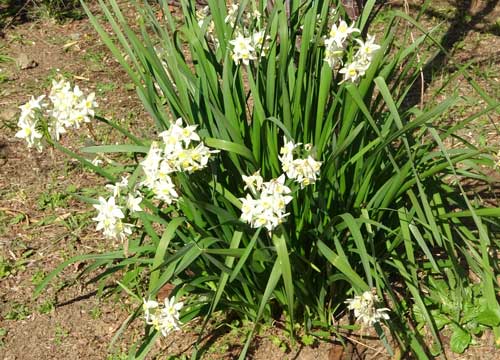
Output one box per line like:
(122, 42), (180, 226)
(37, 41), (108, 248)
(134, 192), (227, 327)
(91, 118), (216, 241)
(16, 79), (97, 150)
(93, 196), (132, 241)
(323, 18), (380, 83)
(240, 173), (293, 231)
(345, 291), (390, 326)
(93, 175), (143, 241)
(143, 296), (184, 336)
(15, 95), (46, 151)
(141, 118), (217, 204)
(230, 30), (270, 65)
(239, 137), (321, 231)
(224, 3), (269, 65)
(279, 138), (322, 188)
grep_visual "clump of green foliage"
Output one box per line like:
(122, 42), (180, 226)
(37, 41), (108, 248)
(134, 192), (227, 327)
(32, 1), (500, 358)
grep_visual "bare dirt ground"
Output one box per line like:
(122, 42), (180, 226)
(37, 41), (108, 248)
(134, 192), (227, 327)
(0, 1), (499, 359)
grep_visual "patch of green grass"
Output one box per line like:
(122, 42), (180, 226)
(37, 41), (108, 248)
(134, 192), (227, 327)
(9, 213), (26, 226)
(82, 50), (105, 66)
(0, 48), (13, 84)
(31, 269), (46, 286)
(106, 351), (129, 360)
(5, 302), (31, 321)
(0, 256), (14, 279)
(90, 305), (102, 320)
(37, 189), (69, 211)
(0, 249), (33, 279)
(38, 299), (55, 314)
(53, 324), (69, 345)
(96, 81), (118, 95)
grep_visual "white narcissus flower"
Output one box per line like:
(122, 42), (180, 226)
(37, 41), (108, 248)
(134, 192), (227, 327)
(113, 221), (134, 242)
(240, 194), (257, 224)
(355, 35), (381, 62)
(79, 92), (98, 118)
(143, 299), (159, 323)
(140, 119), (218, 203)
(15, 117), (43, 151)
(329, 20), (360, 47)
(143, 295), (184, 337)
(345, 291), (390, 326)
(239, 174), (293, 232)
(339, 61), (365, 83)
(106, 176), (129, 197)
(126, 193), (143, 213)
(48, 79), (98, 136)
(251, 30), (270, 57)
(152, 177), (179, 204)
(242, 170), (264, 194)
(323, 37), (344, 68)
(91, 195), (135, 241)
(92, 196), (124, 222)
(229, 34), (256, 65)
(19, 95), (45, 119)
(279, 138), (322, 187)
(225, 4), (239, 27)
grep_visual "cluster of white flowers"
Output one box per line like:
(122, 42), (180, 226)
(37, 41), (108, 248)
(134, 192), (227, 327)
(225, 4), (262, 30)
(195, 4), (269, 64)
(93, 175), (143, 241)
(239, 137), (321, 231)
(345, 291), (390, 326)
(141, 118), (217, 204)
(323, 18), (380, 83)
(230, 30), (270, 65)
(143, 296), (184, 336)
(15, 95), (46, 151)
(240, 173), (293, 231)
(48, 79), (98, 139)
(16, 79), (97, 150)
(279, 138), (322, 188)
(225, 4), (269, 65)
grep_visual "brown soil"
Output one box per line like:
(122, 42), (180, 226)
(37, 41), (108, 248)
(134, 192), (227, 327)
(0, 1), (499, 359)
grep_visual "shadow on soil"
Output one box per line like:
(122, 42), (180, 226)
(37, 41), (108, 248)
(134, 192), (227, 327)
(0, 0), (83, 33)
(397, 0), (500, 109)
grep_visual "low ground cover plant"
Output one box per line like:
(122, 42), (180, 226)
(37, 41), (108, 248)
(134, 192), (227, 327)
(22, 0), (500, 358)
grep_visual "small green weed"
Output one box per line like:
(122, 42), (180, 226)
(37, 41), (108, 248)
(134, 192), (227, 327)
(53, 325), (69, 345)
(9, 213), (26, 226)
(31, 269), (46, 286)
(0, 250), (32, 279)
(106, 352), (129, 360)
(5, 302), (31, 321)
(414, 278), (500, 354)
(37, 184), (79, 211)
(96, 81), (117, 95)
(300, 333), (316, 346)
(90, 305), (102, 320)
(38, 299), (55, 314)
(269, 334), (289, 353)
(0, 258), (8, 279)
